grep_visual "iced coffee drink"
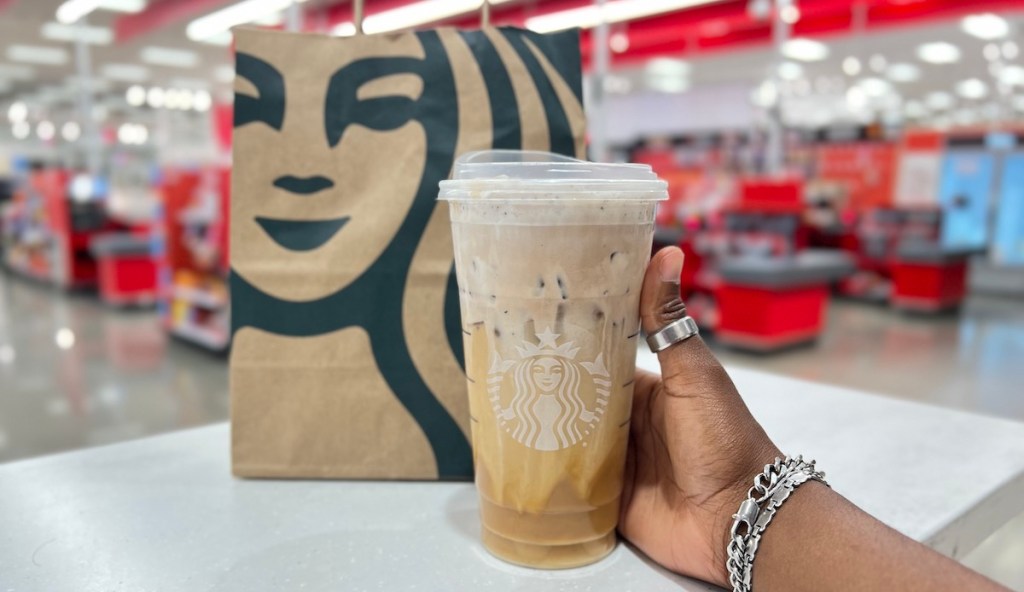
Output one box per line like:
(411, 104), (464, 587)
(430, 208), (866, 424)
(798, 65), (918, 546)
(440, 151), (666, 569)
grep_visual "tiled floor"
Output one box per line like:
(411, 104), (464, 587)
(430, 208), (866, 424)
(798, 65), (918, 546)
(0, 270), (1021, 589)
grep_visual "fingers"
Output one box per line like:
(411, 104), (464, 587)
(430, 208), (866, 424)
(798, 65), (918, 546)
(640, 247), (730, 393)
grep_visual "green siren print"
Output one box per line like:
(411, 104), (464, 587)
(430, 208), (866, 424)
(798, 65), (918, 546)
(230, 27), (584, 479)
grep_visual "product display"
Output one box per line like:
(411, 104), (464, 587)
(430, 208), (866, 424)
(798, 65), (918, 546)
(442, 151), (666, 567)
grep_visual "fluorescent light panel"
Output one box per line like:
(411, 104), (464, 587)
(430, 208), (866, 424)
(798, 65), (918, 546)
(956, 78), (988, 100)
(7, 45), (69, 66)
(961, 13), (1009, 40)
(140, 46), (199, 68)
(42, 22), (113, 45)
(98, 0), (147, 12)
(526, 0), (718, 33)
(57, 0), (102, 24)
(886, 63), (920, 83)
(187, 0), (301, 42)
(781, 38), (829, 61)
(917, 42), (960, 64)
(331, 0), (517, 36)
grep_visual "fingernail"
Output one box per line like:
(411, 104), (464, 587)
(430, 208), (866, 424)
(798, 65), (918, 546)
(659, 248), (683, 283)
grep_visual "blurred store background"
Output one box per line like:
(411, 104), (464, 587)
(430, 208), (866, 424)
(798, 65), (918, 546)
(1, 0), (1023, 587)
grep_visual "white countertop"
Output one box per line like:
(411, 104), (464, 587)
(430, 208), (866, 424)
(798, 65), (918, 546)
(2, 360), (1024, 591)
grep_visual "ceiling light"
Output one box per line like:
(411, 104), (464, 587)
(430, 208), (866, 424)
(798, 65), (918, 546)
(332, 22), (357, 36)
(56, 0), (101, 24)
(179, 89), (195, 110)
(781, 38), (828, 62)
(926, 91), (954, 110)
(1000, 65), (1024, 87)
(164, 88), (183, 109)
(846, 86), (866, 110)
(779, 4), (799, 24)
(956, 78), (988, 100)
(118, 123), (147, 145)
(961, 13), (1009, 40)
(526, 0), (718, 33)
(646, 58), (690, 77)
(146, 87), (165, 108)
(647, 77), (689, 93)
(196, 31), (233, 46)
(61, 121), (81, 142)
(188, 0), (308, 42)
(37, 120), (55, 141)
(41, 21), (113, 44)
(752, 80), (778, 108)
(859, 77), (890, 98)
(917, 42), (960, 64)
(126, 85), (146, 106)
(252, 11), (284, 26)
(609, 31), (629, 53)
(777, 61), (803, 81)
(6, 45), (69, 66)
(869, 54), (887, 72)
(7, 102), (27, 123)
(102, 63), (149, 82)
(886, 63), (920, 83)
(984, 43), (1000, 62)
(193, 90), (212, 112)
(11, 121), (30, 140)
(842, 56), (861, 76)
(140, 46), (198, 68)
(1003, 41), (1019, 60)
(97, 0), (146, 12)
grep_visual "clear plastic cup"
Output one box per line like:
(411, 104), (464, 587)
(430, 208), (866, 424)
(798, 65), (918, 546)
(439, 150), (667, 569)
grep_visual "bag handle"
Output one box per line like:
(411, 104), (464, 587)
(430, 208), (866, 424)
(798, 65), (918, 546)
(354, 0), (364, 35)
(481, 0), (490, 28)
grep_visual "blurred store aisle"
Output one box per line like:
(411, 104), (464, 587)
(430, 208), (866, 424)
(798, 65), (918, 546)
(714, 294), (1024, 422)
(3, 270), (1024, 463)
(0, 271), (228, 464)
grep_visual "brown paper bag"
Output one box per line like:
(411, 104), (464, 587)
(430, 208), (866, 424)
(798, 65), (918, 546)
(229, 26), (586, 479)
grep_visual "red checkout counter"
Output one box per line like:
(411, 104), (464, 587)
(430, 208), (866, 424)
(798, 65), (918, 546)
(90, 234), (159, 307)
(890, 241), (972, 312)
(716, 250), (854, 351)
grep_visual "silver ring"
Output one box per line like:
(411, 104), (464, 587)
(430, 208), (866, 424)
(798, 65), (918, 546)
(646, 316), (700, 353)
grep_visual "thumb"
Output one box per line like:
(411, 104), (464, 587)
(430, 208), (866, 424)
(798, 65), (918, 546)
(640, 247), (723, 385)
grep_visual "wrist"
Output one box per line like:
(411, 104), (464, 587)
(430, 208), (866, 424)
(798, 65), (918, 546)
(706, 442), (784, 588)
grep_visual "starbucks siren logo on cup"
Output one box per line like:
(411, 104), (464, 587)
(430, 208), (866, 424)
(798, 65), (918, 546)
(487, 327), (611, 451)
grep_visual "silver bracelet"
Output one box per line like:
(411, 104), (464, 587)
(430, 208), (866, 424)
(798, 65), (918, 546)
(726, 455), (829, 592)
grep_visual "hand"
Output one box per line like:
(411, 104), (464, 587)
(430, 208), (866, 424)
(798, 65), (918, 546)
(618, 247), (781, 587)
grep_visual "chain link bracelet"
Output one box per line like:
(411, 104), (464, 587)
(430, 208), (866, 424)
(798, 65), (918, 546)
(726, 455), (829, 592)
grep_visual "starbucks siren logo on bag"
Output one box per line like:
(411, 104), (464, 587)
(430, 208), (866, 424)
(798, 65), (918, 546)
(487, 327), (610, 451)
